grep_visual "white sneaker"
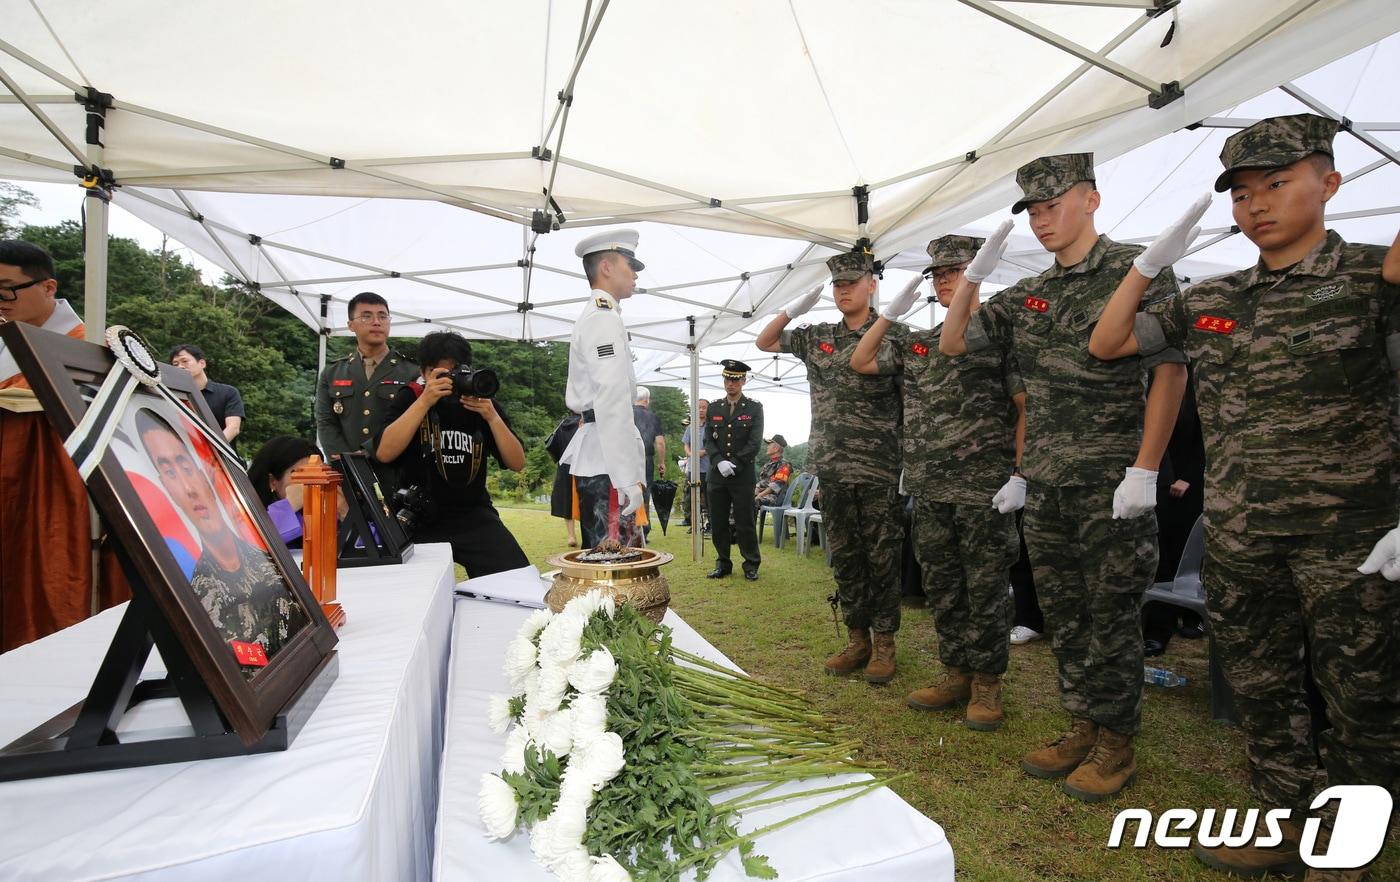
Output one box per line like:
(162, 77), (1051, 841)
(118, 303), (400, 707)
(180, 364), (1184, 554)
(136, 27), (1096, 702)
(1009, 626), (1042, 645)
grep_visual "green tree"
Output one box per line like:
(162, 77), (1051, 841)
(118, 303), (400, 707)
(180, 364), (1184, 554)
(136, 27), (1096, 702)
(0, 183), (38, 238)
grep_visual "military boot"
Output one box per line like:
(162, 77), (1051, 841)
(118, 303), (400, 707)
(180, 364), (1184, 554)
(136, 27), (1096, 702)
(1063, 728), (1136, 802)
(863, 631), (897, 684)
(1021, 718), (1099, 779)
(823, 628), (872, 676)
(906, 667), (971, 711)
(964, 672), (1004, 731)
(1192, 816), (1305, 879)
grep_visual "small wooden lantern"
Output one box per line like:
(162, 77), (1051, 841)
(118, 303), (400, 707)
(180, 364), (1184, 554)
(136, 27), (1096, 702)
(289, 455), (346, 629)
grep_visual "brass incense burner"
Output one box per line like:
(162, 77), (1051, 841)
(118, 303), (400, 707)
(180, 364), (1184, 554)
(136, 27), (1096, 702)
(544, 547), (674, 623)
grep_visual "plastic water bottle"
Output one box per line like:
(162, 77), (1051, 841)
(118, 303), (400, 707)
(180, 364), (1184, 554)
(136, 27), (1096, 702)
(1143, 666), (1187, 688)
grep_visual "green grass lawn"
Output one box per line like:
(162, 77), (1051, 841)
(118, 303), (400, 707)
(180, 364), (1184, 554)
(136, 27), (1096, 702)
(490, 507), (1397, 882)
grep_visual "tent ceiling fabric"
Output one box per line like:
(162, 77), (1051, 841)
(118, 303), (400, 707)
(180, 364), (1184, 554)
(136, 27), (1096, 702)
(3, 1), (1400, 397)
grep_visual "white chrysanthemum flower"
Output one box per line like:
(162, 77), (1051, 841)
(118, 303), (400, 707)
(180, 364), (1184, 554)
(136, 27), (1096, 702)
(589, 854), (633, 882)
(562, 590), (602, 619)
(537, 662), (572, 708)
(539, 707), (575, 757)
(500, 726), (530, 774)
(504, 635), (539, 689)
(538, 612), (586, 667)
(569, 692), (608, 745)
(477, 773), (519, 840)
(549, 795), (588, 847)
(487, 694), (513, 735)
(572, 731), (626, 790)
(556, 846), (594, 882)
(567, 646), (617, 695)
(518, 607), (553, 641)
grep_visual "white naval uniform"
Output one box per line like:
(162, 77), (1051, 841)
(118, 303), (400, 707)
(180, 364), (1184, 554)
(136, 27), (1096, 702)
(559, 289), (645, 490)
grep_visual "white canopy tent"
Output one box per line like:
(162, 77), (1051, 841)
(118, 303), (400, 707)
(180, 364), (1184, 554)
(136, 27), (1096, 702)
(4, 0), (1400, 346)
(4, 1), (1400, 553)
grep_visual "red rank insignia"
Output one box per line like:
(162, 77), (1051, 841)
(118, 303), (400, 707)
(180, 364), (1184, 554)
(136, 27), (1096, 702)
(231, 640), (269, 667)
(711, 414), (724, 421)
(332, 379), (354, 387)
(1023, 296), (1049, 313)
(911, 342), (930, 358)
(1193, 314), (1237, 334)
(818, 342), (835, 354)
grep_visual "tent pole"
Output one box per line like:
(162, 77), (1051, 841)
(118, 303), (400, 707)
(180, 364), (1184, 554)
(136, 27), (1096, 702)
(80, 91), (111, 342)
(688, 317), (702, 562)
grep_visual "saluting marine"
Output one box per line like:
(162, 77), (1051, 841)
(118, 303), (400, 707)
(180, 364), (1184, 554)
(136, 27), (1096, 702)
(559, 229), (648, 548)
(704, 359), (764, 581)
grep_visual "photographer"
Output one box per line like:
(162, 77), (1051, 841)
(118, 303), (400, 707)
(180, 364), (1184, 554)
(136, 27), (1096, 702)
(373, 331), (528, 577)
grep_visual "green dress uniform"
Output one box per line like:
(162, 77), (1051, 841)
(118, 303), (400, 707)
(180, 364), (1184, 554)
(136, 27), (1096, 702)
(314, 348), (418, 494)
(1133, 114), (1400, 828)
(704, 390), (764, 578)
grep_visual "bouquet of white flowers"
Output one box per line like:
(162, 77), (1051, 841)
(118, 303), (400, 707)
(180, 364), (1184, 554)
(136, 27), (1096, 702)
(479, 590), (903, 882)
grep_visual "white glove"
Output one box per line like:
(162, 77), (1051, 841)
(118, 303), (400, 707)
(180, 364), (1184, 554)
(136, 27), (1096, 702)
(992, 475), (1026, 514)
(1112, 467), (1158, 519)
(1133, 193), (1210, 279)
(1358, 523), (1400, 581)
(677, 457), (688, 473)
(618, 482), (645, 517)
(782, 285), (823, 319)
(964, 219), (1013, 283)
(717, 460), (736, 478)
(881, 275), (923, 321)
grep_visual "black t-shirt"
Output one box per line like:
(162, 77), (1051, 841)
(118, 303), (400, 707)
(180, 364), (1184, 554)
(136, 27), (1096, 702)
(202, 381), (245, 429)
(375, 386), (514, 514)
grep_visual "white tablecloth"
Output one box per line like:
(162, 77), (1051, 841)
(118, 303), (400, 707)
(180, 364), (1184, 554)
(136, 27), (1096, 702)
(435, 587), (955, 882)
(0, 543), (458, 882)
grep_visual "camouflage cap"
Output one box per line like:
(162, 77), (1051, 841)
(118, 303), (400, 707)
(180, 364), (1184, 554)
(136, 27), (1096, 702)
(924, 234), (985, 272)
(1011, 153), (1096, 214)
(826, 250), (874, 282)
(1214, 113), (1339, 192)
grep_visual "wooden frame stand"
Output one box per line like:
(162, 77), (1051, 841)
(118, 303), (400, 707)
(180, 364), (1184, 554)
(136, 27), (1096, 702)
(333, 452), (413, 568)
(290, 456), (346, 629)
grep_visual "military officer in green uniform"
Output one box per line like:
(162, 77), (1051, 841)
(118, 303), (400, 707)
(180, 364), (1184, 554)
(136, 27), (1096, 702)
(315, 291), (419, 493)
(704, 360), (764, 581)
(940, 154), (1188, 802)
(757, 250), (908, 685)
(1090, 114), (1400, 879)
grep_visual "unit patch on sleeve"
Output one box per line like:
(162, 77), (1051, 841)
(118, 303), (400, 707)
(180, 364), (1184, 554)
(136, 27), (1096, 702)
(597, 343), (616, 358)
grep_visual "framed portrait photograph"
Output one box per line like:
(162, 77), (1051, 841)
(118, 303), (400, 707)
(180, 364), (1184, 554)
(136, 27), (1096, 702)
(0, 321), (337, 757)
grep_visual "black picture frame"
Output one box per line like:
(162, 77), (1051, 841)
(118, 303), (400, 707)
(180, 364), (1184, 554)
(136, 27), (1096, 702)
(334, 452), (414, 567)
(0, 322), (337, 776)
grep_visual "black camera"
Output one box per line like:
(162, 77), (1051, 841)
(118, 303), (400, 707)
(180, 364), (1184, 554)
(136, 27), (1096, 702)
(446, 365), (499, 398)
(391, 484), (437, 533)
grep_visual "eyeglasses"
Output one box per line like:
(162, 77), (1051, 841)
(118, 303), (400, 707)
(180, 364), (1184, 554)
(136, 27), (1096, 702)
(930, 266), (969, 284)
(0, 278), (45, 301)
(351, 312), (391, 324)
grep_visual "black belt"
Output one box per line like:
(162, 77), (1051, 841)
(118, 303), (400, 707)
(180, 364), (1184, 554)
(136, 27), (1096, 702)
(581, 409), (596, 423)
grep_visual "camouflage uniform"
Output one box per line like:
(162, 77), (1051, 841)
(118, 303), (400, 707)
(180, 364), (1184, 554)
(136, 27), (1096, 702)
(755, 455), (792, 507)
(875, 235), (1021, 674)
(190, 536), (310, 677)
(1133, 114), (1400, 817)
(782, 252), (907, 632)
(966, 155), (1186, 734)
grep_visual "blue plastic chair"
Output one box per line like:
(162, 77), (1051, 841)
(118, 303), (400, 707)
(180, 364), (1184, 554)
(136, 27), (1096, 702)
(756, 472), (800, 544)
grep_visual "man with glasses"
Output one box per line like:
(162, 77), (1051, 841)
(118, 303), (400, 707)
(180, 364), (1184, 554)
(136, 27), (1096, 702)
(0, 239), (127, 650)
(314, 292), (418, 493)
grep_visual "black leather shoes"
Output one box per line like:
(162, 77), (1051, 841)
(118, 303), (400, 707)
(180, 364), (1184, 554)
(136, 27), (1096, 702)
(743, 569), (759, 582)
(706, 565), (732, 579)
(1143, 638), (1167, 658)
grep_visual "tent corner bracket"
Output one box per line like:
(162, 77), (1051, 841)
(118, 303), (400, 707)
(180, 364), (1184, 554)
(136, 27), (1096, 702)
(1148, 81), (1184, 109)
